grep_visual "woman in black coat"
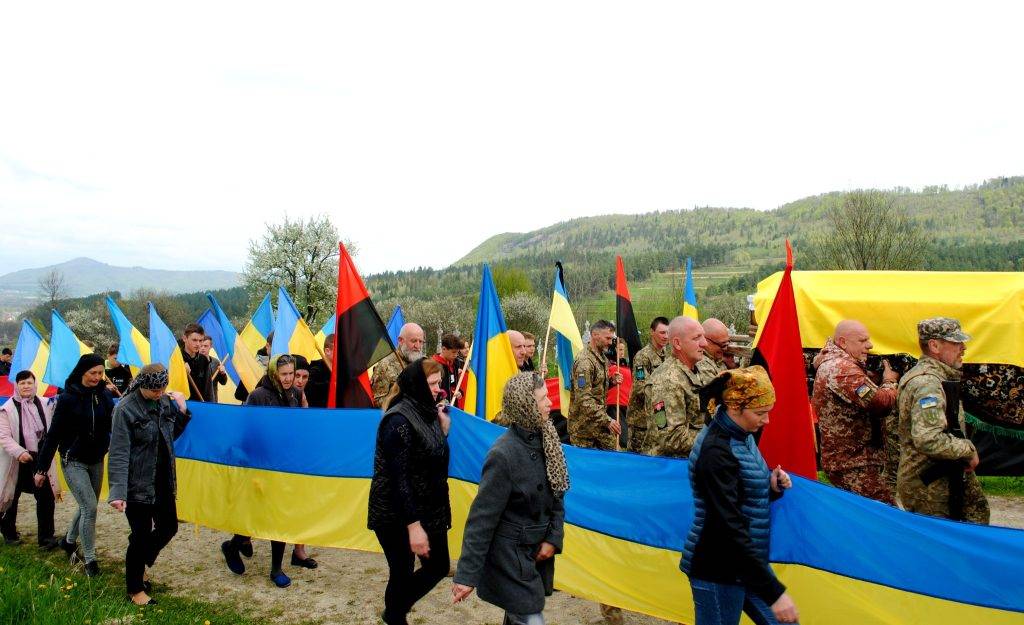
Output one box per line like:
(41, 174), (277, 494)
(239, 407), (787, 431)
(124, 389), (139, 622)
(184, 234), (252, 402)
(220, 354), (301, 589)
(107, 364), (191, 605)
(368, 357), (451, 625)
(452, 372), (568, 625)
(34, 353), (115, 577)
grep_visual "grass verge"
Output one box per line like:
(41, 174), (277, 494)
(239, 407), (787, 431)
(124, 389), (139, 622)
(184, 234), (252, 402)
(0, 542), (281, 625)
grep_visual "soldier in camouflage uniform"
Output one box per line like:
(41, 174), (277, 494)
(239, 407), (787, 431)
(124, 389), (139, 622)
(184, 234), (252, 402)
(811, 320), (899, 503)
(699, 318), (731, 377)
(646, 316), (710, 458)
(626, 316), (669, 454)
(896, 318), (989, 523)
(370, 323), (425, 407)
(568, 320), (622, 451)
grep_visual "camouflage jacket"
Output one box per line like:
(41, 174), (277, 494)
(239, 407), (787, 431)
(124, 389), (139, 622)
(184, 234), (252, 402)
(370, 351), (408, 407)
(811, 339), (896, 471)
(627, 343), (665, 428)
(568, 345), (612, 436)
(647, 357), (709, 458)
(896, 356), (976, 488)
(697, 355), (726, 378)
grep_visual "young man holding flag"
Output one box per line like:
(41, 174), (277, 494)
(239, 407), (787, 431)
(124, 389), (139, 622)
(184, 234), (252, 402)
(568, 320), (622, 450)
(626, 316), (669, 454)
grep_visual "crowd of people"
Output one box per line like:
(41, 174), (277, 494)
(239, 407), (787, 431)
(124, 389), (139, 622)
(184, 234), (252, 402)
(0, 310), (993, 623)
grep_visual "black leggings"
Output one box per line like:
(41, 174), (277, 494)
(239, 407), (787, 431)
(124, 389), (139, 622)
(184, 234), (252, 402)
(125, 498), (178, 594)
(374, 525), (450, 620)
(0, 463), (55, 542)
(231, 534), (285, 572)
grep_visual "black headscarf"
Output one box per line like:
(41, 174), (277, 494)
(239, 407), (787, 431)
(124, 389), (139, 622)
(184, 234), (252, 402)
(64, 353), (106, 392)
(291, 354), (310, 373)
(393, 357), (439, 419)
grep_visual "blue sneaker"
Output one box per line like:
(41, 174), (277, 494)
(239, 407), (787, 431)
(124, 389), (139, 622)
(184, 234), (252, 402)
(270, 569), (291, 588)
(221, 541), (245, 575)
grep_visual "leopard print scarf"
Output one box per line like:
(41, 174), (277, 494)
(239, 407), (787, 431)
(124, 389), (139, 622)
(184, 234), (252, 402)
(502, 373), (570, 494)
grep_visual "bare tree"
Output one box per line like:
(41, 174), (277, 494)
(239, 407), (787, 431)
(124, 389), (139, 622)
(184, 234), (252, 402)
(808, 191), (928, 270)
(38, 269), (68, 310)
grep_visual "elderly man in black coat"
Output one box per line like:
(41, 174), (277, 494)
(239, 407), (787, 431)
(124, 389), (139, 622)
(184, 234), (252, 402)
(453, 372), (568, 625)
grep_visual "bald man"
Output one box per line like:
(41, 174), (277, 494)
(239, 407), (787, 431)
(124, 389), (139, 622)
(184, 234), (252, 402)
(370, 322), (426, 407)
(811, 319), (899, 503)
(645, 317), (710, 457)
(508, 330), (531, 372)
(699, 318), (732, 375)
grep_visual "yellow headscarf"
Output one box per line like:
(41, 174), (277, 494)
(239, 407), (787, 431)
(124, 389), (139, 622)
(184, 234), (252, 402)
(707, 365), (776, 413)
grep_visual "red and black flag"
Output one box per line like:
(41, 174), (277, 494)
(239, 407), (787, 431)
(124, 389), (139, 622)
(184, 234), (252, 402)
(614, 255), (643, 363)
(327, 243), (395, 408)
(750, 240), (817, 478)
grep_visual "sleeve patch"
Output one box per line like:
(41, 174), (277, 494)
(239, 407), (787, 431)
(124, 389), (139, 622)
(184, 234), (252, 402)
(919, 396), (939, 409)
(653, 401), (665, 412)
(636, 368), (646, 381)
(576, 375), (587, 390)
(856, 384), (871, 398)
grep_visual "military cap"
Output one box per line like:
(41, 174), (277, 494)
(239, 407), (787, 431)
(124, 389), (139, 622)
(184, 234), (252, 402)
(917, 317), (971, 343)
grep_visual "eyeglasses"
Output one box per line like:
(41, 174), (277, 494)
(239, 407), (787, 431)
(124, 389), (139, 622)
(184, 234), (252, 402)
(706, 337), (731, 350)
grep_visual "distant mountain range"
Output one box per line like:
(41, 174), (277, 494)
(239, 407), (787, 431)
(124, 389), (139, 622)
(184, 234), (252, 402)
(0, 257), (241, 302)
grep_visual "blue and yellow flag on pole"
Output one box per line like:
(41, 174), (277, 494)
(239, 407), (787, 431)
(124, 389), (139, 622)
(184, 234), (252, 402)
(8, 320), (52, 395)
(42, 310), (92, 388)
(463, 265), (518, 421)
(147, 302), (190, 396)
(548, 262), (583, 412)
(682, 257), (699, 320)
(386, 305), (405, 346)
(207, 293), (265, 394)
(240, 292), (275, 356)
(315, 315), (335, 351)
(196, 308), (241, 404)
(105, 296), (151, 372)
(271, 287), (323, 362)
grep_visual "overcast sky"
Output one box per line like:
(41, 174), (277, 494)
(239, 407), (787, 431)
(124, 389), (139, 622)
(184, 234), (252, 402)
(1, 2), (1021, 277)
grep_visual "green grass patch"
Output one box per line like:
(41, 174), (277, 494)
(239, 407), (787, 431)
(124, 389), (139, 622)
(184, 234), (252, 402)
(0, 543), (275, 625)
(978, 476), (1024, 497)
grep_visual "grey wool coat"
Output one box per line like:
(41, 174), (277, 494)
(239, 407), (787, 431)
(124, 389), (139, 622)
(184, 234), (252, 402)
(454, 424), (565, 614)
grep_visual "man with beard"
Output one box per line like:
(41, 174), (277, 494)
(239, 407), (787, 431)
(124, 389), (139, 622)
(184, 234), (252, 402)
(371, 323), (426, 407)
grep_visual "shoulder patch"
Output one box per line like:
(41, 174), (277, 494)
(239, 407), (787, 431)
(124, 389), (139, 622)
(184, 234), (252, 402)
(856, 384), (871, 398)
(653, 400), (665, 412)
(919, 396), (939, 409)
(636, 368), (646, 381)
(577, 375), (587, 390)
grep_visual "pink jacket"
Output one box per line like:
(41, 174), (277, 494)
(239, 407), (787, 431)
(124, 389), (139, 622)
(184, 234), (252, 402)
(0, 396), (60, 513)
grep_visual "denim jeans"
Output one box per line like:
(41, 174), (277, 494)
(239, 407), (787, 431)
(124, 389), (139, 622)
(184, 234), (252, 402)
(690, 578), (790, 625)
(63, 459), (104, 563)
(503, 612), (545, 625)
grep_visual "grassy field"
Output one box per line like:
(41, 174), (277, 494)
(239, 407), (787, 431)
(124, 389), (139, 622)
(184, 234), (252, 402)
(0, 543), (301, 625)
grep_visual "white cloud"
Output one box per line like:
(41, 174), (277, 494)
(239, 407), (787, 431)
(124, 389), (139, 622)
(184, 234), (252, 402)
(1, 1), (1020, 277)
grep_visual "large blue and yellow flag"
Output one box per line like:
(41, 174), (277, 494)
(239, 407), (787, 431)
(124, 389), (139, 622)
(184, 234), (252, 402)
(240, 292), (275, 356)
(105, 296), (151, 372)
(463, 265), (518, 421)
(682, 257), (699, 320)
(173, 404), (1024, 625)
(206, 293), (266, 394)
(42, 310), (93, 388)
(548, 262), (583, 412)
(147, 302), (190, 396)
(270, 287), (322, 362)
(8, 320), (52, 395)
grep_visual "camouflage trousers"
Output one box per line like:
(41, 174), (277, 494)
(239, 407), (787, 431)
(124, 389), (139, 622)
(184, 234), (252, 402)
(826, 465), (895, 505)
(567, 418), (617, 450)
(884, 412), (900, 496)
(627, 426), (653, 455)
(899, 472), (990, 524)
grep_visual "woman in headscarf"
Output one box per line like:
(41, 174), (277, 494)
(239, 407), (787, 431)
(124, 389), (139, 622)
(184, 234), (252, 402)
(34, 353), (115, 577)
(0, 370), (60, 549)
(368, 358), (451, 625)
(220, 354), (301, 589)
(452, 372), (568, 625)
(107, 363), (191, 605)
(682, 366), (799, 625)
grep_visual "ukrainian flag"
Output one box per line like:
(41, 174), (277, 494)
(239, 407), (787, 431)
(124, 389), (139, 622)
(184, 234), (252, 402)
(548, 263), (583, 412)
(682, 257), (699, 320)
(173, 404), (1024, 625)
(106, 296), (151, 373)
(240, 292), (275, 356)
(271, 287), (323, 362)
(463, 265), (518, 421)
(147, 302), (190, 396)
(196, 308), (241, 404)
(42, 310), (93, 388)
(386, 305), (405, 346)
(315, 314), (335, 351)
(8, 320), (52, 395)
(207, 293), (266, 394)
